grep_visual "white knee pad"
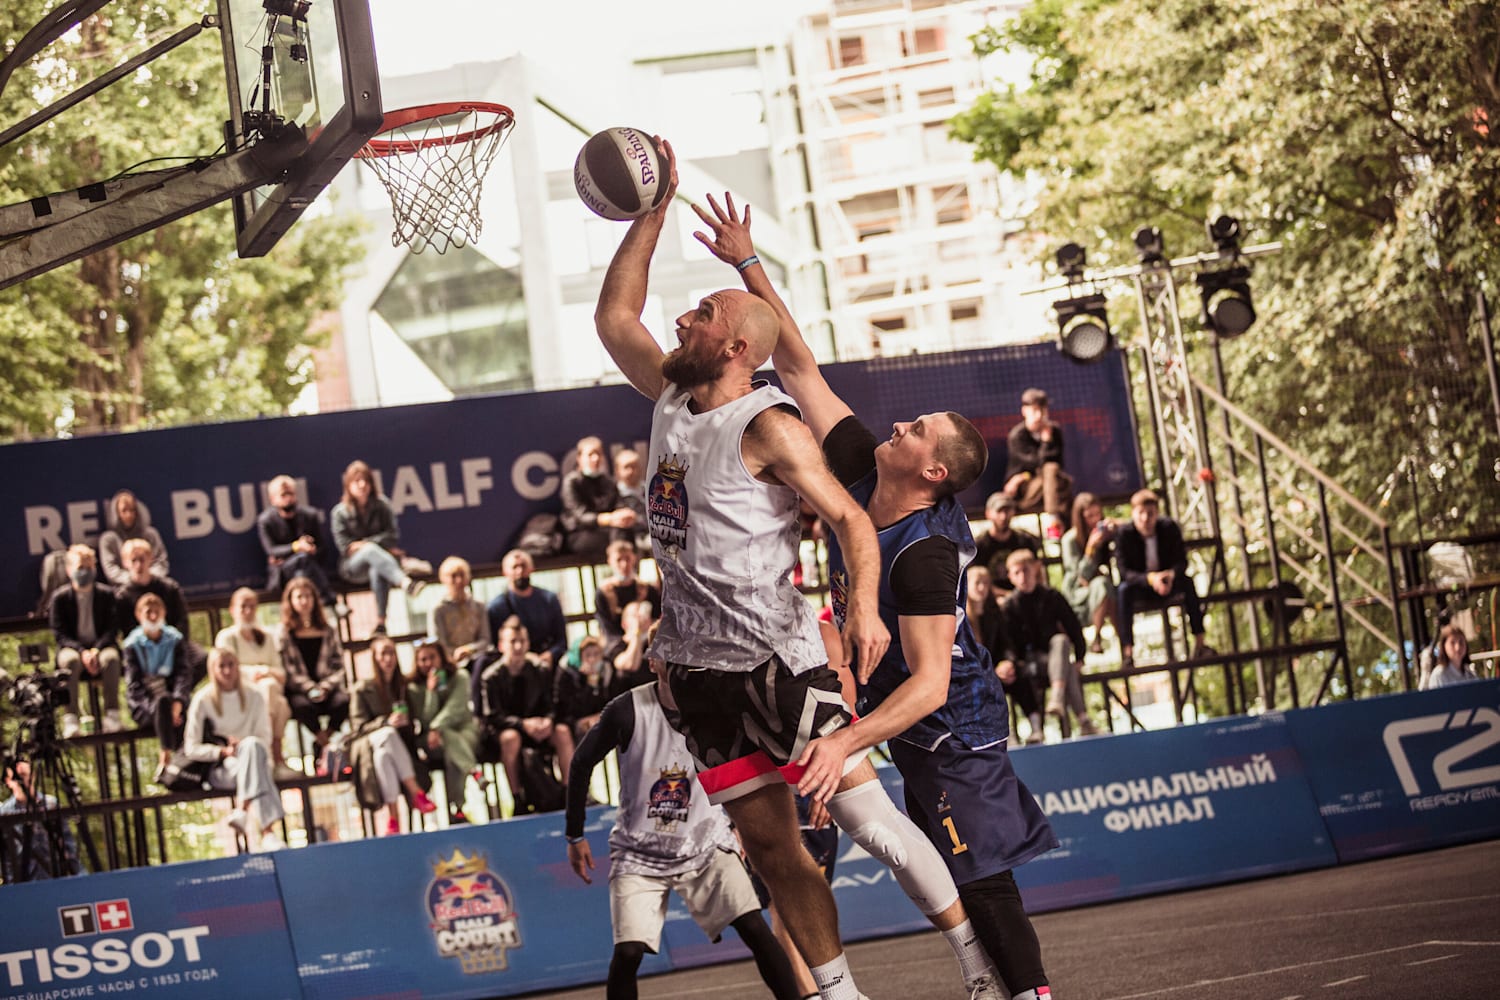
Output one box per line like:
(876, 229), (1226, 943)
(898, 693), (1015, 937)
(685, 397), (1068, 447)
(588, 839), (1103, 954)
(826, 780), (959, 916)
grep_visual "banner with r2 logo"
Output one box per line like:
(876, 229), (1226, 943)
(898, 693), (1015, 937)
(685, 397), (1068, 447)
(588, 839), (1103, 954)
(1284, 679), (1500, 862)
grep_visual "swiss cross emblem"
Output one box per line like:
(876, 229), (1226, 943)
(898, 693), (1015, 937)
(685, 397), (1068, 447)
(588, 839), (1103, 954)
(95, 899), (133, 932)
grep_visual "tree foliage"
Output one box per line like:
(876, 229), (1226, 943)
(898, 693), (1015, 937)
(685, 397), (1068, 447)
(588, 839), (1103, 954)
(0, 2), (366, 440)
(954, 0), (1500, 541)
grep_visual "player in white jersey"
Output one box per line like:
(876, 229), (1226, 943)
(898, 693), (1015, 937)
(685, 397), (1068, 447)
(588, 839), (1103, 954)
(596, 138), (1006, 1000)
(565, 676), (800, 1000)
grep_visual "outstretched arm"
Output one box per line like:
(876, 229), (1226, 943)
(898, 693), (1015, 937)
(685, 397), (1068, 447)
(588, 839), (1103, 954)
(693, 193), (853, 443)
(594, 138), (680, 400)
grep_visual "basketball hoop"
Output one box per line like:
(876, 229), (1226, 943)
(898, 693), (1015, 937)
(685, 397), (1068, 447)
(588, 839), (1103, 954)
(355, 101), (515, 254)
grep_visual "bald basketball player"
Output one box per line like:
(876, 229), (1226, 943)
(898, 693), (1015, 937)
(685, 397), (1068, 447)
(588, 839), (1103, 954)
(593, 137), (897, 1000)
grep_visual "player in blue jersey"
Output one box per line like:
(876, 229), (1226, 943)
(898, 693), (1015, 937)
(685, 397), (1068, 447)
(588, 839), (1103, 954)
(693, 193), (1059, 1000)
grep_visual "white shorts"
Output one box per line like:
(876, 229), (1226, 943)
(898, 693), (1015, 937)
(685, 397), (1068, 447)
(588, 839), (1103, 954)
(609, 848), (761, 953)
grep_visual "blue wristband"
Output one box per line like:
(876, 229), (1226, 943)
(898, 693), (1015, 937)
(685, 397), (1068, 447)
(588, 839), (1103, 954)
(735, 255), (760, 272)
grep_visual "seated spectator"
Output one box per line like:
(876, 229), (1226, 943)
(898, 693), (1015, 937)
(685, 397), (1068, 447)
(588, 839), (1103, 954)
(113, 537), (206, 685)
(408, 639), (484, 824)
(485, 549), (567, 666)
(257, 475), (336, 606)
(593, 540), (661, 644)
(997, 550), (1098, 740)
(1, 759), (81, 880)
(183, 648), (286, 852)
(1115, 489), (1214, 670)
(604, 600), (660, 694)
(479, 617), (575, 815)
(963, 564), (1005, 666)
(553, 635), (611, 742)
(350, 637), (437, 834)
(428, 556), (492, 672)
(276, 577), (349, 755)
(560, 436), (639, 561)
(1420, 624), (1480, 690)
(1003, 387), (1074, 537)
(1060, 492), (1120, 655)
(331, 460), (428, 637)
(49, 544), (123, 738)
(612, 448), (651, 552)
(973, 492), (1041, 591)
(214, 588), (291, 765)
(98, 489), (169, 588)
(122, 593), (194, 784)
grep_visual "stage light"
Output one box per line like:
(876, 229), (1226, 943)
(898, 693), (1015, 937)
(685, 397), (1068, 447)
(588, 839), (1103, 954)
(1053, 292), (1112, 363)
(1207, 214), (1242, 254)
(1134, 226), (1164, 264)
(1055, 242), (1086, 280)
(1196, 265), (1256, 336)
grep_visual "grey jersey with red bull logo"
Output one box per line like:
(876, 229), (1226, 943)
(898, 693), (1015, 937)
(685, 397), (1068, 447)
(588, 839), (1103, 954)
(645, 383), (824, 675)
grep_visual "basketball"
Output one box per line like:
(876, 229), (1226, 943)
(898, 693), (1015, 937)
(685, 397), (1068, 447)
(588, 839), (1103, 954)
(573, 127), (668, 221)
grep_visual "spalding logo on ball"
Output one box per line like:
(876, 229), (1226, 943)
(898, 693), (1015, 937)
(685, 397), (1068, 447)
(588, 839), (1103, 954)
(574, 127), (668, 220)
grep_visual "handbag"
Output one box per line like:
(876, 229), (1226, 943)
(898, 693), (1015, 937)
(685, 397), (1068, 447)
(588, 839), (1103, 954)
(159, 752), (215, 793)
(320, 732), (352, 779)
(159, 716), (223, 793)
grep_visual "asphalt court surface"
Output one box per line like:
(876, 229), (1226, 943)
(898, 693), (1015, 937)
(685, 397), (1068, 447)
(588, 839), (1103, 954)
(519, 839), (1500, 999)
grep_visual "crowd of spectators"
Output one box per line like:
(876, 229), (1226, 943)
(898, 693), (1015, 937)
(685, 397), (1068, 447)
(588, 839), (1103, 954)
(25, 399), (1303, 856)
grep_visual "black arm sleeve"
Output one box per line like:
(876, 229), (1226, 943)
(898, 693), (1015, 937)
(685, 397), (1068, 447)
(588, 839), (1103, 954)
(889, 536), (961, 616)
(821, 416), (879, 488)
(564, 690), (636, 839)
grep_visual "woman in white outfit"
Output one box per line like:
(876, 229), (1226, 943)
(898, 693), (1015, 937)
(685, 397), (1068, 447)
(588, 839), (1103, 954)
(213, 588), (291, 764)
(184, 647), (286, 851)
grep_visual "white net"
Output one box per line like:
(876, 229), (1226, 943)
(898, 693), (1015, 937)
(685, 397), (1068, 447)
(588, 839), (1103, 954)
(358, 104), (514, 254)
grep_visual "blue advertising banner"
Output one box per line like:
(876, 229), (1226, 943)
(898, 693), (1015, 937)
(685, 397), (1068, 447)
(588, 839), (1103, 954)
(1283, 680), (1500, 863)
(273, 815), (618, 999)
(0, 854), (301, 1000)
(1005, 715), (1338, 911)
(2, 344), (1139, 622)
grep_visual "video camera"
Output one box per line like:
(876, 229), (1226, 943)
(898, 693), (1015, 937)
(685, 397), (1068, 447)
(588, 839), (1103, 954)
(1, 645), (67, 724)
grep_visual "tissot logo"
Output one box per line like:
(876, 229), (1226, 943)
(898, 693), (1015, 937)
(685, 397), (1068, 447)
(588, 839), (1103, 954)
(1383, 707), (1500, 796)
(59, 905), (95, 937)
(58, 899), (132, 937)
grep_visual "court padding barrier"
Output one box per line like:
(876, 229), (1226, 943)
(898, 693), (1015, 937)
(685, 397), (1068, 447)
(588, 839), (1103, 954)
(2, 682), (1495, 999)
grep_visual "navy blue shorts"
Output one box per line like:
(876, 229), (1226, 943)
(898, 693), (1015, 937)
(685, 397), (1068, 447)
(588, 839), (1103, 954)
(889, 738), (1056, 886)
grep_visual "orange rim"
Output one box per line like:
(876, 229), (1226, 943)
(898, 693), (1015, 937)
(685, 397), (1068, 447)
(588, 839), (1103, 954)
(356, 101), (515, 158)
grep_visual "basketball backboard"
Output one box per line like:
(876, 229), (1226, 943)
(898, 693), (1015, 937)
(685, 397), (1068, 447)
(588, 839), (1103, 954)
(218, 0), (384, 256)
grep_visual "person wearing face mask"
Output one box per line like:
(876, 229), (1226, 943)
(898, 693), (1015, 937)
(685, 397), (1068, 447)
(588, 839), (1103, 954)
(97, 489), (170, 589)
(122, 593), (194, 784)
(256, 474), (337, 607)
(484, 549), (567, 667)
(113, 537), (206, 688)
(560, 435), (638, 561)
(49, 544), (123, 738)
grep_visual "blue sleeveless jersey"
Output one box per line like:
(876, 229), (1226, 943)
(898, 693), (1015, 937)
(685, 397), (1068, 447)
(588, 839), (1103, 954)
(827, 471), (1011, 751)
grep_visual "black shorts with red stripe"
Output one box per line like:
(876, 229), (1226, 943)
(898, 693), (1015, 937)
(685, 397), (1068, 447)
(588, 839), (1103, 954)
(664, 657), (852, 804)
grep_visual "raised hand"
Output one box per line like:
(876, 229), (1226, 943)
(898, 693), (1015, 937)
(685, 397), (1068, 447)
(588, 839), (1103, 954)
(691, 191), (755, 267)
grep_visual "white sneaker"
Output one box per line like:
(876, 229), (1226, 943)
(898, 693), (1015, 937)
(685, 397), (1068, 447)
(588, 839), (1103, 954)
(226, 809), (249, 836)
(400, 556), (433, 577)
(101, 710), (122, 734)
(403, 577), (427, 598)
(968, 975), (1005, 1000)
(255, 833), (286, 853)
(61, 713), (81, 738)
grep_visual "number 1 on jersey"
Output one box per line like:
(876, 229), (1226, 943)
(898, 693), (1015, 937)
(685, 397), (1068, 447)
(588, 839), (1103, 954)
(941, 815), (969, 855)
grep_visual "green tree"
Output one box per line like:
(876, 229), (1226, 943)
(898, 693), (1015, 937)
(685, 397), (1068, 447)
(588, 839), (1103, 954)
(0, 2), (365, 440)
(953, 0), (1500, 542)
